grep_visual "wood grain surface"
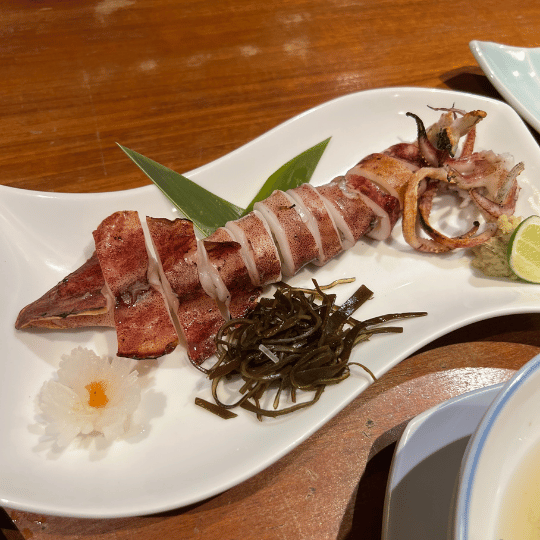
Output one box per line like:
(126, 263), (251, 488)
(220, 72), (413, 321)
(3, 0), (540, 538)
(3, 0), (540, 195)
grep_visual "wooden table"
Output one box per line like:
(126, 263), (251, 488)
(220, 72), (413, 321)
(3, 0), (540, 538)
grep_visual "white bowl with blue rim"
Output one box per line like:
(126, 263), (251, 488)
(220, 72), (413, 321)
(453, 352), (540, 539)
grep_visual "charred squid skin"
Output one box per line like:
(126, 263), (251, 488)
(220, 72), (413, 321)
(352, 153), (416, 208)
(406, 112), (448, 167)
(417, 182), (497, 249)
(93, 210), (179, 360)
(443, 110), (486, 157)
(254, 190), (320, 276)
(382, 143), (424, 170)
(426, 109), (457, 153)
(402, 168), (453, 253)
(426, 108), (486, 158)
(412, 108), (487, 163)
(419, 211), (496, 249)
(225, 210), (282, 286)
(287, 183), (344, 265)
(316, 179), (377, 249)
(146, 217), (225, 365)
(342, 173), (401, 241)
(14, 252), (114, 330)
(202, 227), (263, 319)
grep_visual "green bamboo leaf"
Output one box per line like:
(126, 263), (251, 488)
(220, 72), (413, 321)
(117, 144), (244, 237)
(241, 136), (331, 216)
(118, 137), (330, 236)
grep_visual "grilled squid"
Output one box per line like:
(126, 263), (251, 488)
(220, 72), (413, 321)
(398, 109), (523, 252)
(15, 106), (524, 361)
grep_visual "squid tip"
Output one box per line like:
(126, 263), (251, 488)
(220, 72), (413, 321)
(406, 112), (427, 137)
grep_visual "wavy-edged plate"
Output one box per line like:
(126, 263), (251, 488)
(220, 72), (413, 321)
(2, 87), (540, 518)
(470, 40), (540, 134)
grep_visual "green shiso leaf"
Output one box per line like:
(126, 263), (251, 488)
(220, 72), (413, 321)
(241, 137), (331, 216)
(118, 144), (244, 237)
(118, 137), (330, 236)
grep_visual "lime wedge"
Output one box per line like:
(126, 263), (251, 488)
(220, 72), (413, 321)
(507, 215), (540, 283)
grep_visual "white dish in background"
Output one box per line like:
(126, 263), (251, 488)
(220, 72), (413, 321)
(470, 40), (540, 134)
(2, 87), (540, 519)
(454, 352), (540, 540)
(382, 383), (503, 540)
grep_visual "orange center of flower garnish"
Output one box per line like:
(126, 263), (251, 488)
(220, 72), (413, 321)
(85, 381), (109, 408)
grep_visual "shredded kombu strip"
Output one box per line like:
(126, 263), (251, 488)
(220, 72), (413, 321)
(197, 279), (427, 420)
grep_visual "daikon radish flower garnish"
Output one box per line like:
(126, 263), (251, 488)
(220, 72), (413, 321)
(38, 347), (142, 447)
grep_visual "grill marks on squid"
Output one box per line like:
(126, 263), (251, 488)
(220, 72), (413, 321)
(225, 210), (282, 287)
(93, 211), (178, 359)
(146, 217), (225, 365)
(200, 227), (262, 319)
(317, 178), (378, 248)
(288, 183), (344, 266)
(254, 190), (320, 276)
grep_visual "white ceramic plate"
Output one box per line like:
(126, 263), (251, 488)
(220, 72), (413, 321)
(2, 87), (540, 518)
(381, 383), (503, 540)
(470, 40), (540, 134)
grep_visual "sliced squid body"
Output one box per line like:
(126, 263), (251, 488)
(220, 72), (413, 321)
(351, 153), (417, 208)
(93, 211), (178, 359)
(382, 143), (424, 171)
(316, 178), (377, 249)
(254, 190), (319, 276)
(14, 252), (113, 330)
(341, 173), (401, 241)
(287, 183), (344, 265)
(146, 217), (225, 364)
(199, 227), (262, 319)
(225, 210), (282, 286)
